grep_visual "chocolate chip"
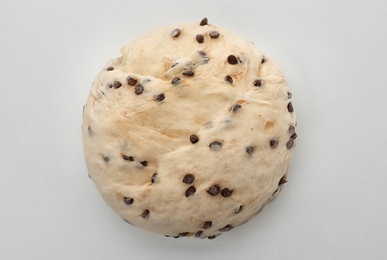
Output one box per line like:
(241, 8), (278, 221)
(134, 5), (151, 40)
(173, 235), (180, 239)
(113, 81), (122, 89)
(171, 77), (181, 85)
(196, 34), (204, 43)
(225, 75), (233, 83)
(279, 176), (287, 185)
(286, 139), (294, 149)
(219, 224), (233, 232)
(195, 231), (203, 237)
(207, 185), (220, 196)
(107, 66), (114, 71)
(269, 139), (278, 148)
(87, 125), (93, 136)
(207, 235), (217, 239)
(151, 173), (157, 183)
(171, 28), (181, 38)
(127, 77), (137, 86)
(203, 221), (212, 229)
(246, 146), (254, 155)
(200, 17), (208, 26)
(190, 134), (199, 144)
(261, 57), (266, 64)
(140, 160), (148, 167)
(287, 92), (292, 99)
(235, 205), (243, 214)
(288, 125), (296, 135)
(134, 84), (144, 95)
(185, 186), (196, 197)
(107, 83), (113, 88)
(209, 31), (220, 38)
(221, 188), (233, 197)
(164, 235), (171, 238)
(182, 70), (194, 76)
(198, 50), (207, 57)
(123, 197), (134, 205)
(179, 232), (189, 237)
(154, 93), (165, 102)
(287, 102), (294, 112)
(291, 133), (297, 140)
(209, 141), (222, 150)
(122, 154), (134, 161)
(227, 55), (238, 65)
(103, 156), (110, 163)
(183, 174), (195, 184)
(141, 209), (150, 218)
(253, 78), (263, 87)
(230, 104), (241, 113)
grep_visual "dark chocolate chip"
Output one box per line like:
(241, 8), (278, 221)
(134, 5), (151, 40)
(123, 197), (134, 205)
(141, 209), (150, 219)
(190, 134), (199, 144)
(154, 93), (165, 102)
(209, 31), (220, 38)
(261, 57), (266, 64)
(183, 174), (195, 184)
(246, 146), (254, 155)
(182, 70), (194, 76)
(287, 92), (292, 99)
(253, 78), (263, 87)
(227, 55), (238, 65)
(135, 84), (144, 95)
(107, 66), (114, 71)
(207, 185), (220, 196)
(286, 139), (294, 149)
(207, 235), (217, 239)
(235, 205), (243, 214)
(287, 102), (294, 112)
(196, 34), (204, 43)
(171, 28), (181, 38)
(288, 125), (296, 135)
(151, 173), (157, 183)
(103, 156), (110, 163)
(107, 83), (113, 88)
(173, 235), (180, 239)
(185, 186), (196, 197)
(140, 161), (148, 167)
(270, 139), (278, 148)
(88, 125), (92, 136)
(171, 77), (181, 85)
(279, 176), (288, 185)
(122, 154), (134, 161)
(219, 225), (233, 232)
(225, 75), (233, 83)
(291, 133), (297, 140)
(198, 50), (207, 57)
(209, 141), (222, 150)
(195, 231), (203, 237)
(230, 104), (241, 113)
(203, 221), (212, 229)
(113, 81), (122, 89)
(179, 232), (189, 237)
(221, 188), (233, 197)
(200, 17), (208, 26)
(127, 77), (137, 86)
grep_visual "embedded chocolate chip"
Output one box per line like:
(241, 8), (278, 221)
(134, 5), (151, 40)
(291, 133), (297, 140)
(113, 81), (122, 89)
(195, 231), (203, 237)
(196, 34), (204, 43)
(253, 78), (263, 87)
(261, 57), (266, 64)
(219, 224), (233, 232)
(103, 156), (110, 163)
(200, 17), (208, 26)
(203, 221), (212, 229)
(221, 188), (233, 197)
(122, 154), (134, 161)
(173, 235), (180, 239)
(106, 66), (114, 71)
(123, 197), (134, 205)
(207, 185), (220, 196)
(287, 92), (292, 99)
(151, 173), (157, 183)
(182, 70), (194, 76)
(171, 28), (181, 38)
(140, 161), (148, 167)
(209, 141), (222, 150)
(287, 102), (294, 112)
(179, 232), (189, 237)
(154, 93), (165, 102)
(141, 209), (150, 218)
(235, 205), (243, 214)
(230, 104), (241, 113)
(182, 174), (195, 184)
(279, 176), (287, 185)
(288, 125), (296, 135)
(246, 146), (254, 155)
(185, 186), (196, 197)
(286, 139), (294, 149)
(87, 125), (92, 136)
(270, 139), (278, 148)
(198, 50), (207, 57)
(127, 77), (137, 86)
(107, 83), (113, 88)
(225, 75), (233, 83)
(135, 84), (144, 95)
(227, 55), (238, 65)
(207, 235), (217, 239)
(171, 77), (181, 85)
(190, 134), (199, 144)
(209, 31), (220, 38)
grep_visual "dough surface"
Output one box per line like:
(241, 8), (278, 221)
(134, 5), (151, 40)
(82, 18), (297, 239)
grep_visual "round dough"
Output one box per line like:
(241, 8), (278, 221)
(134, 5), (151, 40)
(82, 18), (297, 239)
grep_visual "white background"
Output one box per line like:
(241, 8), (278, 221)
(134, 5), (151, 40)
(1, 0), (386, 259)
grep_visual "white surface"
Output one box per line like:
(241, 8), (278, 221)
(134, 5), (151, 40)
(1, 0), (386, 259)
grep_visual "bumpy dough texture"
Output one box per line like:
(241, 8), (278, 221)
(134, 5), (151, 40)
(82, 19), (297, 239)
